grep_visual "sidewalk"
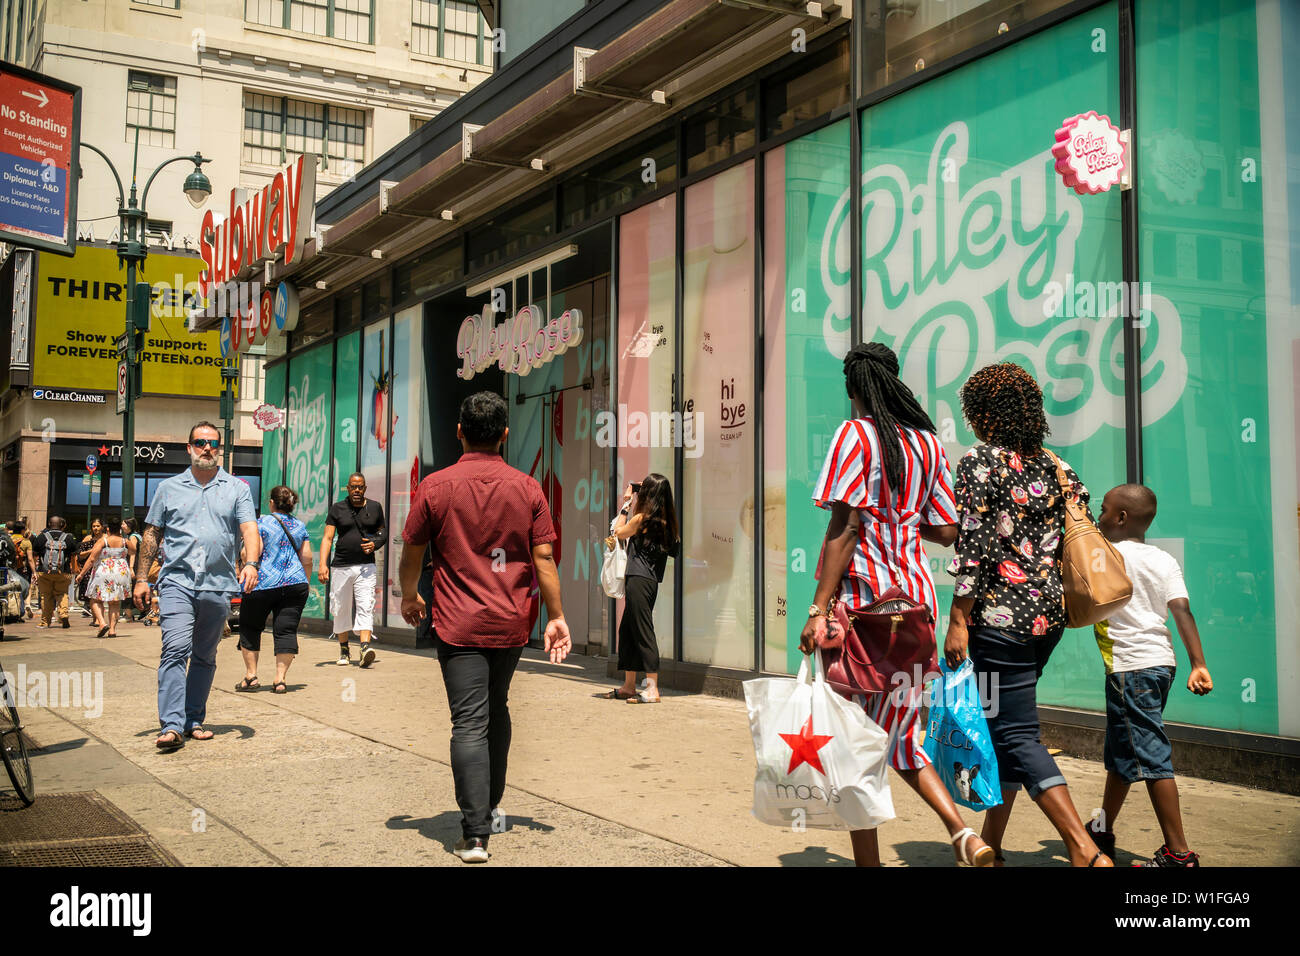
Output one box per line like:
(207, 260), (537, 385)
(5, 613), (1298, 866)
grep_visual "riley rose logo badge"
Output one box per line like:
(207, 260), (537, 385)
(1052, 111), (1128, 195)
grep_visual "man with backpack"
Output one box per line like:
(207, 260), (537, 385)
(32, 516), (75, 628)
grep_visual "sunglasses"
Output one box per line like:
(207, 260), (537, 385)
(191, 439), (221, 450)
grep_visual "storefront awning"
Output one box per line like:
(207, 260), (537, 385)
(278, 0), (838, 291)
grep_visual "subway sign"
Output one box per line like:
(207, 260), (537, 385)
(198, 154), (315, 299)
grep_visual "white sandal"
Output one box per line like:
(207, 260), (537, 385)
(952, 827), (995, 867)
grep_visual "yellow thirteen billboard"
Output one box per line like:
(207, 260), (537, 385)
(34, 245), (224, 397)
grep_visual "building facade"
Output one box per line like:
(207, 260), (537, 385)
(251, 0), (1296, 765)
(0, 0), (492, 530)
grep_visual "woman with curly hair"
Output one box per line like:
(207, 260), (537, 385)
(944, 362), (1112, 867)
(802, 341), (994, 867)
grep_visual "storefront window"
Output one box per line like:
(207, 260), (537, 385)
(385, 306), (427, 628)
(262, 360), (287, 495)
(860, 4), (1124, 704)
(683, 161), (756, 669)
(763, 120), (851, 674)
(1135, 0), (1288, 734)
(685, 86), (756, 175)
(859, 0), (1077, 96)
(395, 240), (461, 307)
(286, 343), (335, 619)
(617, 196), (677, 662)
(360, 317), (391, 626)
(762, 37), (849, 139)
(466, 192), (556, 276)
(291, 299), (333, 352)
(561, 129), (677, 230)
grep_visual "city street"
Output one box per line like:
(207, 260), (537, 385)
(5, 615), (1298, 867)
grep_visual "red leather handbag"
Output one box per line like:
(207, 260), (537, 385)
(816, 419), (938, 696)
(821, 588), (937, 695)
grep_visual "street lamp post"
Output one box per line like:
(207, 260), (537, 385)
(79, 127), (212, 524)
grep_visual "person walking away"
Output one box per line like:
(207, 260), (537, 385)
(134, 422), (260, 750)
(120, 519), (143, 622)
(802, 342), (995, 867)
(77, 526), (135, 637)
(32, 516), (75, 628)
(602, 475), (678, 703)
(320, 473), (386, 668)
(944, 362), (1112, 867)
(236, 486), (312, 694)
(1084, 483), (1212, 867)
(399, 391), (571, 863)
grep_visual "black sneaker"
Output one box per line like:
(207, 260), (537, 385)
(1133, 844), (1199, 867)
(1086, 819), (1116, 859)
(359, 645), (376, 668)
(453, 836), (489, 863)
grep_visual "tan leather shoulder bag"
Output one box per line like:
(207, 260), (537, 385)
(1045, 450), (1132, 627)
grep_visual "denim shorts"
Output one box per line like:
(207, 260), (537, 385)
(1104, 665), (1175, 782)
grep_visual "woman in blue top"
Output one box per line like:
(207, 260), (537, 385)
(236, 486), (313, 694)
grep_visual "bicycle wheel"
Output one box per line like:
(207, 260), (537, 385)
(0, 663), (34, 805)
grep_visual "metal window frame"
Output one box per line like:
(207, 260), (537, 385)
(126, 70), (178, 147)
(245, 0), (374, 42)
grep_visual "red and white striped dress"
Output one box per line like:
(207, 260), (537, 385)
(813, 416), (958, 770)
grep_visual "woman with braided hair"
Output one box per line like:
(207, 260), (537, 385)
(944, 362), (1113, 867)
(800, 341), (995, 867)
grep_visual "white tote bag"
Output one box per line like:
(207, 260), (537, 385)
(600, 518), (627, 599)
(745, 652), (895, 830)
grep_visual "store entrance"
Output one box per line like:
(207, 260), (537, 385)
(500, 229), (612, 653)
(508, 274), (610, 653)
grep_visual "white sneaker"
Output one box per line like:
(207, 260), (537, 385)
(453, 837), (489, 863)
(359, 646), (376, 668)
(336, 650), (351, 666)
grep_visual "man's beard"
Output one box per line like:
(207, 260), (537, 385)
(191, 453), (218, 471)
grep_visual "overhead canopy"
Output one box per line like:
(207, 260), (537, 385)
(267, 0), (839, 305)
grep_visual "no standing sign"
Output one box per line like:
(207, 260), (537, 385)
(0, 63), (80, 256)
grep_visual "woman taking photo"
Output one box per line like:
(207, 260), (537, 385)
(601, 474), (678, 704)
(77, 522), (134, 638)
(802, 341), (994, 867)
(944, 362), (1112, 867)
(236, 485), (312, 694)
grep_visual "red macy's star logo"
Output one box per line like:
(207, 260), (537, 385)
(779, 716), (833, 775)
(98, 445), (109, 456)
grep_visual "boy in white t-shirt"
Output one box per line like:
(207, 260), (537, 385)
(1083, 484), (1213, 867)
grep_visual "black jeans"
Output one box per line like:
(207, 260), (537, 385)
(435, 636), (525, 839)
(968, 625), (1067, 799)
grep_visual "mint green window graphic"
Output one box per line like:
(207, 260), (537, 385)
(1136, 0), (1278, 734)
(287, 343), (334, 620)
(765, 119), (852, 674)
(859, 5), (1131, 709)
(262, 361), (286, 497)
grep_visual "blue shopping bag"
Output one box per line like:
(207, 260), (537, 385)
(923, 659), (1002, 811)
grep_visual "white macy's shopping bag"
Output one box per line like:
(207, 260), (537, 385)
(744, 652), (895, 830)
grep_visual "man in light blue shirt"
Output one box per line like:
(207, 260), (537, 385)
(134, 421), (261, 750)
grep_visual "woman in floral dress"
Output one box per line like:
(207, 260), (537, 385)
(943, 362), (1112, 867)
(78, 527), (136, 638)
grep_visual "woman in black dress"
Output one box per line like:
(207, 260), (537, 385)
(603, 473), (678, 704)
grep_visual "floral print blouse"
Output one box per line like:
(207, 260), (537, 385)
(946, 444), (1092, 637)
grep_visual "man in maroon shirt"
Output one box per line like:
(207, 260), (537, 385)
(400, 391), (570, 863)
